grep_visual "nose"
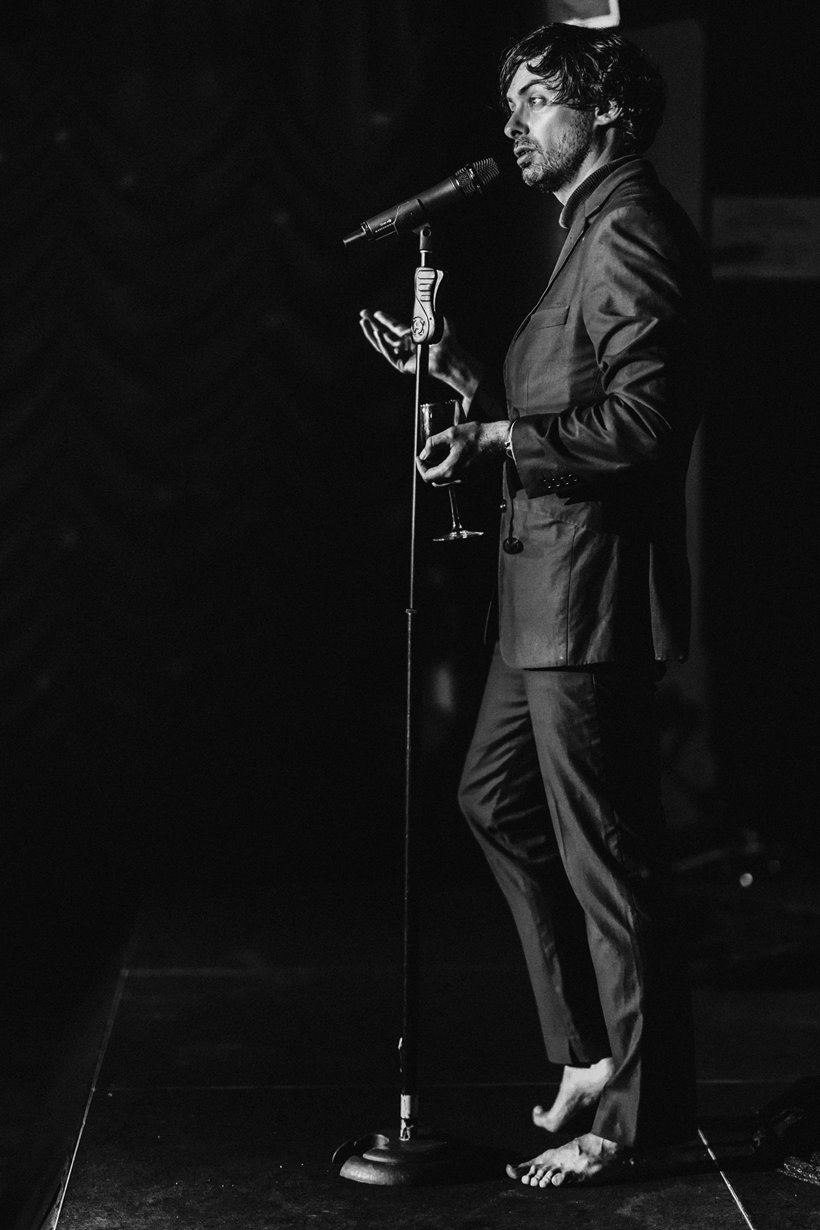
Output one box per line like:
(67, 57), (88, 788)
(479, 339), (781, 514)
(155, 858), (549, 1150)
(504, 103), (526, 140)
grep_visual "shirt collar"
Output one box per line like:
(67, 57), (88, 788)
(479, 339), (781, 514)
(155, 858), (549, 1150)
(558, 154), (640, 229)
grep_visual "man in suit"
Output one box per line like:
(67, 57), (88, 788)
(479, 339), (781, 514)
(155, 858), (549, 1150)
(360, 22), (710, 1187)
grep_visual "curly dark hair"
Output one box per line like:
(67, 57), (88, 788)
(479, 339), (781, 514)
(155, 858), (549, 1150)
(499, 23), (665, 154)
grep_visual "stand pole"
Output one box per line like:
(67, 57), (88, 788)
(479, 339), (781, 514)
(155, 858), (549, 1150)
(333, 226), (468, 1184)
(398, 232), (434, 1143)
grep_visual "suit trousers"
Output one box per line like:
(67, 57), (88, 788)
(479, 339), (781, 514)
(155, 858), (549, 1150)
(458, 643), (696, 1148)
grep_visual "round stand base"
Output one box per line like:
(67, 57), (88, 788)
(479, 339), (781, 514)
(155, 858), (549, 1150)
(333, 1130), (467, 1186)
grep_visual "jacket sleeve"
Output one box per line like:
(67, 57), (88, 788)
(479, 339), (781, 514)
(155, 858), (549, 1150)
(511, 204), (701, 499)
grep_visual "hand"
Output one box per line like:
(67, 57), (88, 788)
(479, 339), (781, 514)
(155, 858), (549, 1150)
(358, 308), (482, 402)
(416, 420), (508, 485)
(359, 308), (417, 375)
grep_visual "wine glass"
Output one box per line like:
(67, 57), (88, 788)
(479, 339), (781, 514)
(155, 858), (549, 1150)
(418, 399), (483, 542)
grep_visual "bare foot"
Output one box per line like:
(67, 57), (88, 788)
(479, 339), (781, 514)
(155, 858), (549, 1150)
(506, 1132), (629, 1187)
(532, 1057), (614, 1133)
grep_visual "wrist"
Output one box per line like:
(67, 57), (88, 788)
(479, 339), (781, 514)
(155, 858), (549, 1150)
(480, 419), (511, 457)
(435, 350), (482, 403)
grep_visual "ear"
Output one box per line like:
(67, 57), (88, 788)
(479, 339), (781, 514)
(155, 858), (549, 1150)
(593, 99), (621, 128)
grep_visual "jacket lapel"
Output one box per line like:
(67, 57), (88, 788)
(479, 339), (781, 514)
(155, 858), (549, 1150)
(544, 216), (588, 293)
(507, 217), (587, 345)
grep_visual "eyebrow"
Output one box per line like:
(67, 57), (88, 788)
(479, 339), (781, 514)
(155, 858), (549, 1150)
(505, 76), (553, 105)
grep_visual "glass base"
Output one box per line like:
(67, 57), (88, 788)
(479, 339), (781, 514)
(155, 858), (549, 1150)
(433, 529), (484, 541)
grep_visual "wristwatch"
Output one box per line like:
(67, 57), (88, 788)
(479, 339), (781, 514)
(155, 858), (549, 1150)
(504, 421), (516, 462)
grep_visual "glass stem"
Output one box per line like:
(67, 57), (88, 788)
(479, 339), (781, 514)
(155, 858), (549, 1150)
(447, 489), (464, 533)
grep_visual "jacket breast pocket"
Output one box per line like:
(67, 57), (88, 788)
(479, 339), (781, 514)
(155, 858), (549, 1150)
(528, 305), (569, 329)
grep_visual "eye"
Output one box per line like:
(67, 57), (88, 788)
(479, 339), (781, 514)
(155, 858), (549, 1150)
(527, 93), (548, 108)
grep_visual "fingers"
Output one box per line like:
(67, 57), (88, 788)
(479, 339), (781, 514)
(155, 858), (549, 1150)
(359, 308), (414, 372)
(416, 429), (454, 484)
(416, 454), (443, 484)
(371, 309), (410, 338)
(358, 310), (394, 359)
(418, 421), (480, 484)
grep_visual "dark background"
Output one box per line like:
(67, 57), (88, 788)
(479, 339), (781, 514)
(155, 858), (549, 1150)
(1, 1), (818, 955)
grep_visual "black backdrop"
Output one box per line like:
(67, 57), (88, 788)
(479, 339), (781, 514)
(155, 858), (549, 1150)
(703, 6), (820, 859)
(1, 2), (545, 905)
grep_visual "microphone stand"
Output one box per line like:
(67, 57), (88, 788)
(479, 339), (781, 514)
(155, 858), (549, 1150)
(332, 225), (470, 1184)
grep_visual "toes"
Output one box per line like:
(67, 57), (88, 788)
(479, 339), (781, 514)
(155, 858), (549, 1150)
(506, 1162), (535, 1182)
(508, 1156), (574, 1190)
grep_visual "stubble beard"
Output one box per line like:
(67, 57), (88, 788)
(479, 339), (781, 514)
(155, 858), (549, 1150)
(520, 111), (595, 194)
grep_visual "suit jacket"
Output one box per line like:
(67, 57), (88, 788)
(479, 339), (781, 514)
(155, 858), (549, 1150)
(496, 157), (711, 668)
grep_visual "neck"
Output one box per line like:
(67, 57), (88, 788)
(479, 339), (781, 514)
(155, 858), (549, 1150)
(554, 133), (623, 205)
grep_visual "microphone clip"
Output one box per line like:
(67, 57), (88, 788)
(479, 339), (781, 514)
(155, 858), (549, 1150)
(411, 263), (445, 347)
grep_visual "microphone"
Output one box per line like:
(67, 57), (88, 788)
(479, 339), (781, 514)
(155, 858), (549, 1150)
(342, 158), (501, 247)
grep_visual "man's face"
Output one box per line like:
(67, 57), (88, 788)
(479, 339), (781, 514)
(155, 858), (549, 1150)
(504, 62), (595, 194)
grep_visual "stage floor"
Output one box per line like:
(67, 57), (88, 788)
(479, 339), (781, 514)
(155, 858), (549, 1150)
(3, 846), (820, 1229)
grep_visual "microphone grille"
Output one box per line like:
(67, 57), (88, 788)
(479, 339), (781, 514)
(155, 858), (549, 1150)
(472, 158), (501, 190)
(453, 158), (501, 198)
